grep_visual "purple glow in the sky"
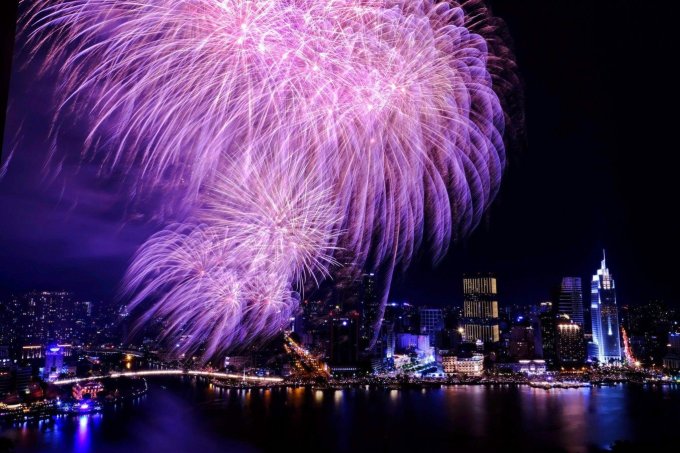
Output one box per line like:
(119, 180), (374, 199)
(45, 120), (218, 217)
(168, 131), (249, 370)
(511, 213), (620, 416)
(22, 0), (519, 357)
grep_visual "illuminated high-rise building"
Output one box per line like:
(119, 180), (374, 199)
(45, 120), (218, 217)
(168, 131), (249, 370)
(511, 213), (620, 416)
(462, 274), (500, 344)
(556, 315), (585, 366)
(43, 345), (64, 382)
(558, 277), (584, 328)
(590, 251), (622, 363)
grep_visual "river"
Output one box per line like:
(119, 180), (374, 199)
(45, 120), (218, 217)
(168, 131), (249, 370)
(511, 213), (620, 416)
(2, 378), (678, 452)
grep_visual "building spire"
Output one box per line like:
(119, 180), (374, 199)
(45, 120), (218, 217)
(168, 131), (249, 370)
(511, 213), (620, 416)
(602, 249), (606, 269)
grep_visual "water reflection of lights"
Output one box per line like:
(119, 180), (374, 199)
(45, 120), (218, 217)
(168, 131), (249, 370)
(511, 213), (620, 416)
(76, 415), (90, 452)
(54, 369), (283, 386)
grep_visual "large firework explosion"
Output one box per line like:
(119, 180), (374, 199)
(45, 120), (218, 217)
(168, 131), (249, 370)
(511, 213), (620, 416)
(22, 0), (521, 357)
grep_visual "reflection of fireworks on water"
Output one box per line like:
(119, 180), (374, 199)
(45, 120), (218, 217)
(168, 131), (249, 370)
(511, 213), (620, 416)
(24, 0), (521, 356)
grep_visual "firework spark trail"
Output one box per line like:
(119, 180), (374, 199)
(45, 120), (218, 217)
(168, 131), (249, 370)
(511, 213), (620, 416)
(23, 0), (520, 356)
(124, 156), (342, 357)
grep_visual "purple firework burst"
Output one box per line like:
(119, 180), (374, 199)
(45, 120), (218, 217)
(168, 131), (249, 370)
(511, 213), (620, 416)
(23, 0), (521, 357)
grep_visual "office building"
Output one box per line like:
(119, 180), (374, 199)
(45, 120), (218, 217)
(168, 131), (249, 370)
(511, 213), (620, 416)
(508, 325), (536, 360)
(329, 315), (360, 366)
(538, 309), (557, 366)
(43, 345), (65, 382)
(462, 274), (500, 344)
(556, 315), (585, 366)
(359, 273), (380, 349)
(558, 277), (584, 328)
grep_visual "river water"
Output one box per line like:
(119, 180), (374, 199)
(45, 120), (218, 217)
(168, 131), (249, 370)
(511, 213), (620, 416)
(2, 378), (678, 452)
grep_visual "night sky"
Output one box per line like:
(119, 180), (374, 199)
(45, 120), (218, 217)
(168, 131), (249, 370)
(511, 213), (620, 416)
(1, 1), (678, 307)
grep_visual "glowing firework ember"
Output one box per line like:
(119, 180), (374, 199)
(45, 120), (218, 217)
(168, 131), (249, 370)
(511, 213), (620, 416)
(23, 0), (521, 356)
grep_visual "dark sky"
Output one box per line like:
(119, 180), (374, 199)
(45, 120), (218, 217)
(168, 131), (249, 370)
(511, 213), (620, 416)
(1, 1), (678, 307)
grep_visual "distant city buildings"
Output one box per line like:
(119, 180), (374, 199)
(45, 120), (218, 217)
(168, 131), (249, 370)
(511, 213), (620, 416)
(462, 274), (500, 344)
(0, 291), (100, 353)
(590, 252), (622, 364)
(2, 246), (676, 384)
(624, 300), (675, 366)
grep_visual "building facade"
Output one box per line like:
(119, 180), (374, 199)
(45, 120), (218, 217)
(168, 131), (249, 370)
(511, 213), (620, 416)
(419, 308), (444, 348)
(329, 315), (360, 367)
(556, 315), (585, 366)
(538, 309), (557, 367)
(441, 354), (484, 376)
(43, 345), (65, 382)
(558, 277), (584, 328)
(462, 274), (500, 344)
(508, 325), (536, 360)
(359, 273), (380, 349)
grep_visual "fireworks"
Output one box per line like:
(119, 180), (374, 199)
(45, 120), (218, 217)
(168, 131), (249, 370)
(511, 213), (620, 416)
(23, 0), (521, 356)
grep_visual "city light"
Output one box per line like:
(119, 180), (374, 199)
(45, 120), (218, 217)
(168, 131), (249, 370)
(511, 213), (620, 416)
(53, 369), (283, 386)
(621, 327), (639, 367)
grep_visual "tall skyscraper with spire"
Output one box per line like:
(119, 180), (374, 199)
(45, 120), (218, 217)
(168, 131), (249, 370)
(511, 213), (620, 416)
(590, 251), (622, 363)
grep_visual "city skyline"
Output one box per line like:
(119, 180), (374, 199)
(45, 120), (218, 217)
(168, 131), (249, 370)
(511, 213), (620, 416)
(1, 2), (680, 452)
(0, 249), (669, 309)
(1, 260), (674, 374)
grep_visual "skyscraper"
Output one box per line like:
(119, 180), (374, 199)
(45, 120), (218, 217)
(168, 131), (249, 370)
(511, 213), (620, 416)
(590, 251), (622, 364)
(558, 277), (584, 328)
(43, 345), (64, 382)
(556, 315), (585, 367)
(359, 273), (379, 349)
(538, 307), (557, 367)
(462, 274), (500, 344)
(329, 314), (360, 368)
